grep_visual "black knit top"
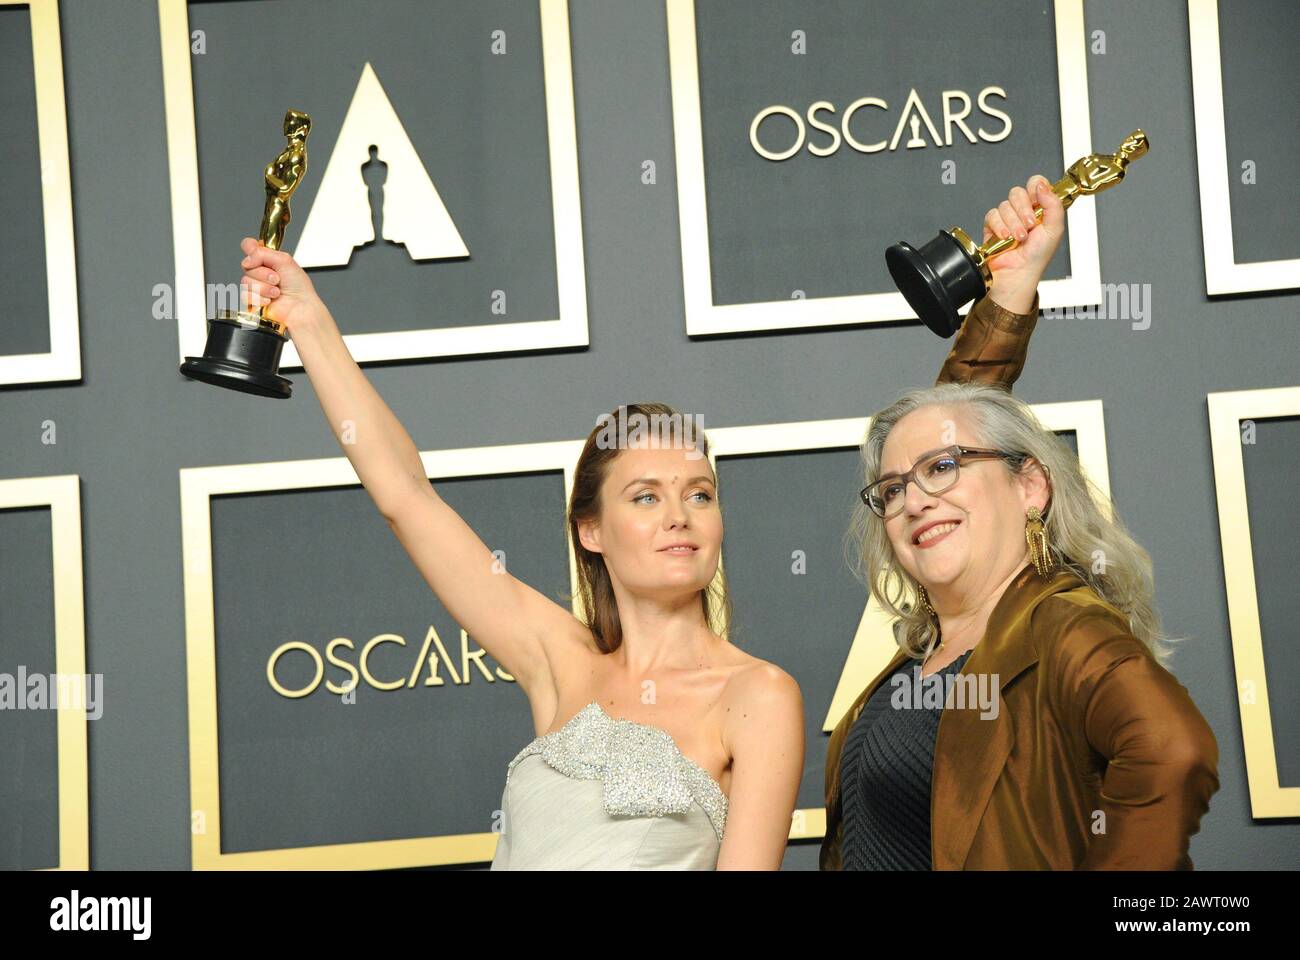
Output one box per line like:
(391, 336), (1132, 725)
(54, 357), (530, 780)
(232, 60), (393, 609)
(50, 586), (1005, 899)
(839, 648), (974, 870)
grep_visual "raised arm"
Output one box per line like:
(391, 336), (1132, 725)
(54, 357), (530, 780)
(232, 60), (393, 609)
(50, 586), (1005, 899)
(237, 238), (588, 699)
(935, 291), (1039, 388)
(935, 175), (1064, 390)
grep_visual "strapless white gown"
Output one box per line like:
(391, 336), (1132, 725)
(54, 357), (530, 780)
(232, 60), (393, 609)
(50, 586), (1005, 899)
(490, 701), (729, 870)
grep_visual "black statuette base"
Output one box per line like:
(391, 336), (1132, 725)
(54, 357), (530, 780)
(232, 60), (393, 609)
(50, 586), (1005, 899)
(885, 230), (986, 339)
(180, 314), (293, 399)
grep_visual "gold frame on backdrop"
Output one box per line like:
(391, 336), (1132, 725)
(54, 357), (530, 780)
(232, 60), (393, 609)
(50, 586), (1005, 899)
(1207, 385), (1300, 817)
(180, 440), (584, 869)
(0, 0), (81, 386)
(1188, 0), (1300, 295)
(666, 0), (1100, 335)
(159, 0), (589, 370)
(182, 403), (1109, 865)
(0, 475), (90, 870)
(705, 400), (1111, 841)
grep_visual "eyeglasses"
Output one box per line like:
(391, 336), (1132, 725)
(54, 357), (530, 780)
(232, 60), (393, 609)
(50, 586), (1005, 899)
(860, 445), (1028, 518)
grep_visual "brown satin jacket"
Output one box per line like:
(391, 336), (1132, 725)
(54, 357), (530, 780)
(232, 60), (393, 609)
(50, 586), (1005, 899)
(820, 293), (1220, 870)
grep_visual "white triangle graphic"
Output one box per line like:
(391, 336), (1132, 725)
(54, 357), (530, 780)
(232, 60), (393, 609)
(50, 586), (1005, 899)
(293, 62), (469, 267)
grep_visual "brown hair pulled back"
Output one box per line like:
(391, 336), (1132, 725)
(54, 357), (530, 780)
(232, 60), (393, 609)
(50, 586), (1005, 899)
(568, 402), (732, 653)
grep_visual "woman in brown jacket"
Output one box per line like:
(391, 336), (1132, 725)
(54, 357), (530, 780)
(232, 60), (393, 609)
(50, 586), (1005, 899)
(821, 381), (1220, 869)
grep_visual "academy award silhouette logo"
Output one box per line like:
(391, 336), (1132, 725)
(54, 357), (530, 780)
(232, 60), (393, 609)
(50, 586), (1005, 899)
(294, 62), (469, 267)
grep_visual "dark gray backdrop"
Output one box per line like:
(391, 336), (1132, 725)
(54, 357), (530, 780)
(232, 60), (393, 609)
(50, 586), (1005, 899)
(0, 0), (1297, 870)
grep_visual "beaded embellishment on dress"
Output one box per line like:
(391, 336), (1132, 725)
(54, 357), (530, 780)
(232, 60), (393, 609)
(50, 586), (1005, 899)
(504, 701), (728, 841)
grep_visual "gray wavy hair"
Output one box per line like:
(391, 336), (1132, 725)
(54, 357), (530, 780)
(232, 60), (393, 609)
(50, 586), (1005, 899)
(843, 381), (1178, 666)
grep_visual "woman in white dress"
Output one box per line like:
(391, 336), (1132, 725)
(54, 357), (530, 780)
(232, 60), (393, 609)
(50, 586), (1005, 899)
(234, 241), (805, 869)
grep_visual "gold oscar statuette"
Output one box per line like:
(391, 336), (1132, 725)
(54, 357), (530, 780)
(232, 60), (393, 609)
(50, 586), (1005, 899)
(180, 109), (312, 398)
(885, 129), (1150, 337)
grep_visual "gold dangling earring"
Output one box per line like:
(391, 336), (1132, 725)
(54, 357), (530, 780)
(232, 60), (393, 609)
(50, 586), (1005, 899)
(916, 584), (944, 653)
(917, 584), (937, 618)
(1025, 505), (1052, 577)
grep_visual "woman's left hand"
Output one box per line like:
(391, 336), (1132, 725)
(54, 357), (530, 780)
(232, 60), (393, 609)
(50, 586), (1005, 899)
(981, 175), (1066, 313)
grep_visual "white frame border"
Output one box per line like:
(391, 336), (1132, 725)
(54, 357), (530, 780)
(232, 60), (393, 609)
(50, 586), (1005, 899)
(1207, 385), (1300, 817)
(0, 474), (90, 870)
(0, 0), (82, 386)
(666, 0), (1100, 335)
(180, 440), (585, 869)
(160, 0), (589, 370)
(1189, 0), (1300, 295)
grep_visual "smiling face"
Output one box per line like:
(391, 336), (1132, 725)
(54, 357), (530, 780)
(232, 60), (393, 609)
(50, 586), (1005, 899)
(878, 405), (1048, 603)
(576, 441), (722, 603)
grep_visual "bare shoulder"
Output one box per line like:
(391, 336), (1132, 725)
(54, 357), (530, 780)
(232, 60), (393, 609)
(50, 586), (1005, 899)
(717, 655), (804, 752)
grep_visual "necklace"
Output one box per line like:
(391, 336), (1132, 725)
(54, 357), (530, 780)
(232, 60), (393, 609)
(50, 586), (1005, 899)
(923, 638), (946, 671)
